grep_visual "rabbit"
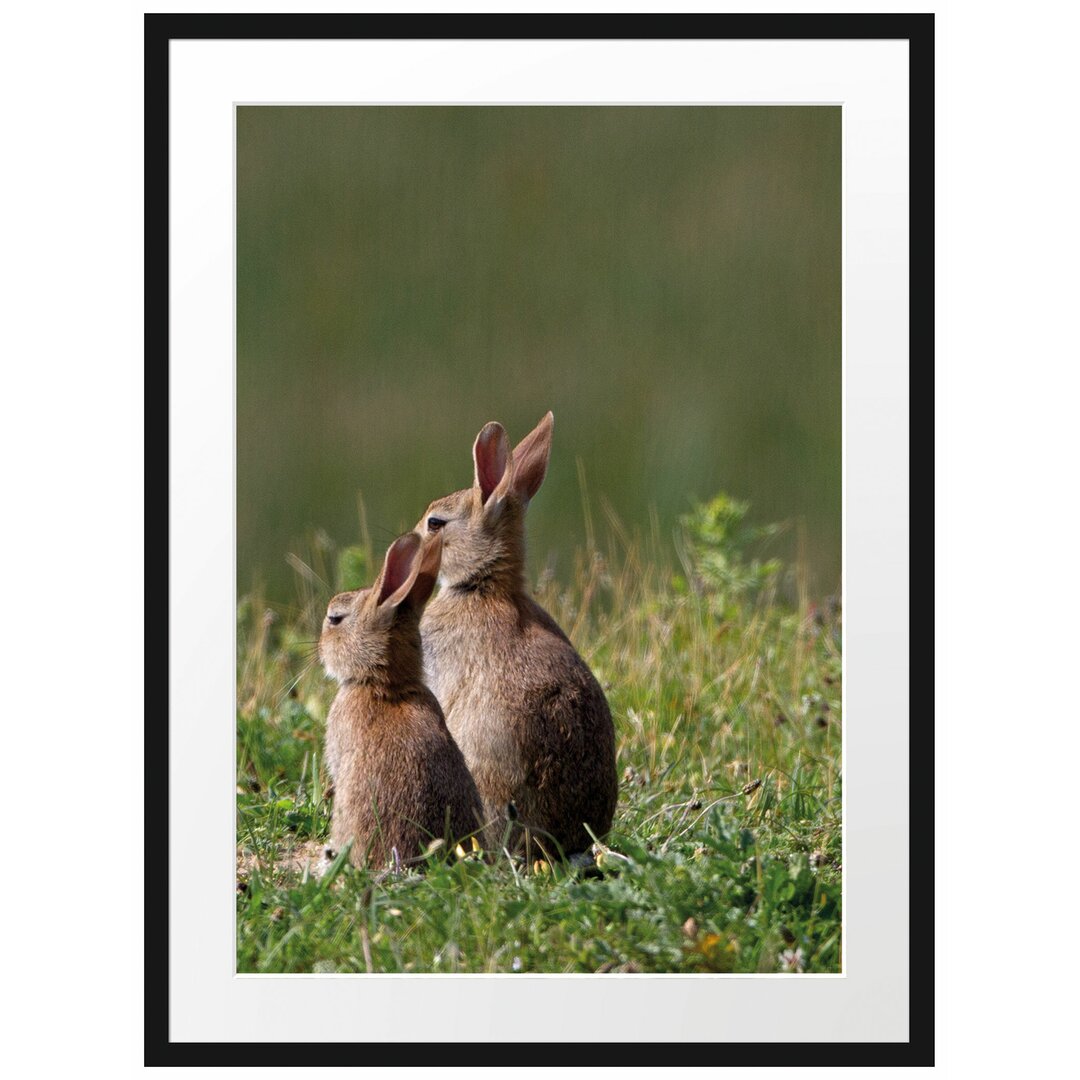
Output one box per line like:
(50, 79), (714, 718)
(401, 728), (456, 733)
(319, 529), (484, 868)
(415, 412), (618, 857)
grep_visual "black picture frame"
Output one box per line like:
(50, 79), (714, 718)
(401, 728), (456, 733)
(146, 12), (934, 1067)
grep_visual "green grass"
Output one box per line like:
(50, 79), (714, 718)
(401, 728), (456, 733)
(236, 495), (842, 974)
(237, 106), (842, 606)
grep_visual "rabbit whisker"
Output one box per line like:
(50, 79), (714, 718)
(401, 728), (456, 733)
(368, 523), (402, 541)
(275, 656), (317, 704)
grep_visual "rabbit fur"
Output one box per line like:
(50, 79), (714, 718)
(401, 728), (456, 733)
(320, 530), (484, 868)
(415, 413), (618, 856)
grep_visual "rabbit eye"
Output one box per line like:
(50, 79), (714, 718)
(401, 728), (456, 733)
(327, 613), (345, 626)
(427, 516), (447, 532)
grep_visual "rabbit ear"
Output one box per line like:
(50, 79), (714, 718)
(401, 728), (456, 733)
(406, 531), (443, 609)
(473, 421), (512, 505)
(511, 411), (554, 503)
(375, 532), (423, 608)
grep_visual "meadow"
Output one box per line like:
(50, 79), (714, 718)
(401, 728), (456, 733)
(237, 106), (842, 609)
(236, 493), (842, 974)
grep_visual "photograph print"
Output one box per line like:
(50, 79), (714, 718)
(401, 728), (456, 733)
(235, 105), (842, 975)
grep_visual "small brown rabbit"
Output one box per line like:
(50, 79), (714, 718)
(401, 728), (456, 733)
(416, 412), (618, 857)
(320, 530), (483, 868)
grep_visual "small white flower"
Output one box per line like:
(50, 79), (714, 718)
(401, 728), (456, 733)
(512, 956), (522, 972)
(780, 947), (805, 973)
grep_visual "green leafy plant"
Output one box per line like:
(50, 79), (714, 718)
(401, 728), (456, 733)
(676, 493), (783, 603)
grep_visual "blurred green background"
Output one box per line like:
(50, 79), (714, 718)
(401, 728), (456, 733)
(237, 106), (841, 605)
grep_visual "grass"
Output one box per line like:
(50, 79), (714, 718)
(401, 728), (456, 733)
(236, 494), (842, 974)
(237, 106), (842, 606)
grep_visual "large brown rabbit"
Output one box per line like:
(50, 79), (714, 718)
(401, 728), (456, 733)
(416, 412), (618, 857)
(320, 530), (484, 868)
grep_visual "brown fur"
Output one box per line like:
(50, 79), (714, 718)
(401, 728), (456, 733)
(416, 413), (618, 855)
(319, 531), (484, 868)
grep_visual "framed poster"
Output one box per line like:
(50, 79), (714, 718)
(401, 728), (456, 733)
(148, 12), (933, 1065)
